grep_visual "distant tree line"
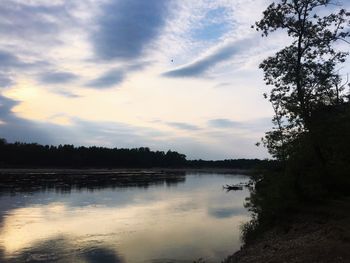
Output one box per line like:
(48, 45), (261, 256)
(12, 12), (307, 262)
(0, 138), (264, 169)
(0, 139), (186, 168)
(186, 159), (268, 170)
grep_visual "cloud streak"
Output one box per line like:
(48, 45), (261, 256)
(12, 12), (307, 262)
(86, 62), (152, 89)
(208, 117), (272, 132)
(0, 50), (50, 75)
(39, 71), (78, 84)
(166, 122), (200, 131)
(53, 90), (81, 98)
(208, 119), (241, 128)
(163, 38), (253, 78)
(86, 69), (125, 89)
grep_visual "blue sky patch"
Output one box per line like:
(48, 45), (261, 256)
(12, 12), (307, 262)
(191, 7), (229, 41)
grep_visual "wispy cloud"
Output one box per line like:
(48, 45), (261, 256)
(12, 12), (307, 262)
(53, 90), (81, 99)
(38, 71), (78, 84)
(86, 69), (125, 89)
(208, 117), (272, 132)
(208, 118), (241, 128)
(0, 73), (14, 88)
(214, 82), (232, 88)
(162, 38), (254, 78)
(86, 62), (152, 89)
(0, 1), (72, 44)
(166, 122), (200, 131)
(92, 0), (172, 61)
(0, 50), (43, 70)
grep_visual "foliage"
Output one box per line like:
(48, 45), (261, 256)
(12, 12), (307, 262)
(0, 139), (267, 169)
(186, 159), (268, 170)
(0, 140), (187, 168)
(254, 0), (350, 159)
(243, 105), (350, 243)
(243, 0), (350, 244)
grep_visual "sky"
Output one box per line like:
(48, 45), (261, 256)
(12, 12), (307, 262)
(0, 0), (349, 160)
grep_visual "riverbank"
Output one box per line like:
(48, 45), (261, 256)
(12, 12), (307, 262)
(226, 198), (350, 263)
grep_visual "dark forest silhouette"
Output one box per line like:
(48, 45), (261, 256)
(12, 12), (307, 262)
(0, 138), (264, 169)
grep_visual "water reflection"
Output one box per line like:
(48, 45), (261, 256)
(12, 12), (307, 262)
(0, 170), (186, 194)
(208, 207), (247, 219)
(0, 237), (124, 263)
(0, 172), (250, 263)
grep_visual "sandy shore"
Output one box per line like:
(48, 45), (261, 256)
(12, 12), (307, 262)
(226, 199), (350, 263)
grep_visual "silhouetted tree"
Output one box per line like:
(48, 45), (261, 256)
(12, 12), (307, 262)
(254, 0), (350, 160)
(241, 1), (350, 243)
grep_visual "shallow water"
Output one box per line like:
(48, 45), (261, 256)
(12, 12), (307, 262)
(0, 172), (250, 263)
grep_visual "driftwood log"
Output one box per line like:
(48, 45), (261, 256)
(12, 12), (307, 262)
(223, 184), (243, 191)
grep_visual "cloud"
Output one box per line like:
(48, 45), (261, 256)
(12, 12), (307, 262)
(69, 118), (169, 147)
(86, 69), (125, 89)
(208, 117), (272, 132)
(0, 95), (55, 143)
(166, 122), (200, 131)
(38, 71), (78, 84)
(0, 50), (49, 73)
(162, 38), (253, 78)
(86, 62), (152, 89)
(0, 50), (32, 70)
(0, 0), (272, 160)
(0, 95), (168, 148)
(0, 73), (14, 88)
(208, 118), (241, 128)
(0, 95), (269, 160)
(214, 82), (231, 88)
(0, 95), (17, 119)
(92, 0), (171, 61)
(0, 1), (71, 44)
(54, 90), (81, 98)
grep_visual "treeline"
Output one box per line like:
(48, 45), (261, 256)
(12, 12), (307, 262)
(186, 159), (268, 170)
(0, 138), (264, 169)
(0, 139), (186, 168)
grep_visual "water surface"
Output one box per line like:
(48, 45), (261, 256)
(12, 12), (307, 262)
(0, 172), (250, 262)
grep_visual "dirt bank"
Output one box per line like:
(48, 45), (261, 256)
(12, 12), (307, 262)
(226, 199), (350, 263)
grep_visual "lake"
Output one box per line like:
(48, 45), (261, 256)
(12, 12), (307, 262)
(0, 171), (250, 263)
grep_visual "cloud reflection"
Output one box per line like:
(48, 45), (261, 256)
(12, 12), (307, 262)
(0, 174), (250, 262)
